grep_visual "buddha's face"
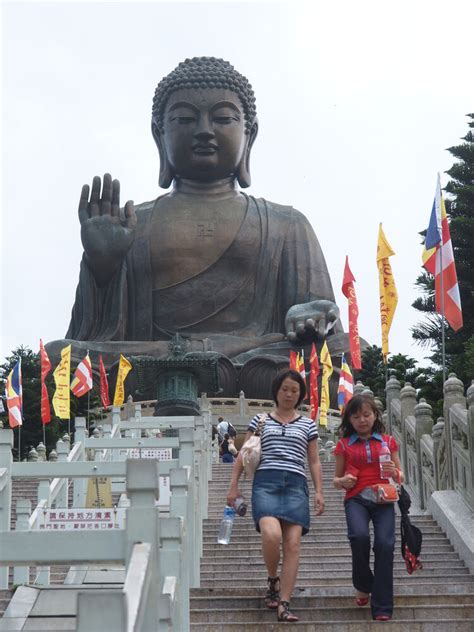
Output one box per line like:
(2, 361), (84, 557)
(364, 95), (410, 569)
(159, 88), (247, 181)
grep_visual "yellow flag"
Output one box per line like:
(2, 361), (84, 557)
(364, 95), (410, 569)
(52, 345), (71, 419)
(319, 341), (333, 427)
(113, 355), (132, 406)
(377, 224), (398, 362)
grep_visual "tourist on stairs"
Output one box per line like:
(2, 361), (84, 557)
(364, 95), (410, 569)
(227, 369), (325, 622)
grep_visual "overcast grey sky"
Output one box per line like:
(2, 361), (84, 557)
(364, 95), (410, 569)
(2, 0), (473, 367)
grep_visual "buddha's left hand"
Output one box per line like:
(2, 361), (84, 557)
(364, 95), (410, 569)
(285, 299), (340, 340)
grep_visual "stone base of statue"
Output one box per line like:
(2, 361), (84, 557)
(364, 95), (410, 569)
(46, 332), (365, 407)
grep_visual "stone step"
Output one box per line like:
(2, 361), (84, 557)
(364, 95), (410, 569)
(190, 603), (474, 623)
(202, 543), (456, 555)
(201, 569), (474, 592)
(190, 592), (474, 608)
(200, 558), (465, 571)
(190, 619), (474, 631)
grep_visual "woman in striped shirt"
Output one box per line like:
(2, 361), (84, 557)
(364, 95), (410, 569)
(227, 369), (325, 622)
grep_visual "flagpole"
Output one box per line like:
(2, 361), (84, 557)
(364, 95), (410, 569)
(43, 423), (46, 449)
(18, 426), (21, 461)
(87, 391), (90, 434)
(438, 245), (447, 384)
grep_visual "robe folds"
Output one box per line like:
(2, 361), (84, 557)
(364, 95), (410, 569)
(66, 195), (339, 356)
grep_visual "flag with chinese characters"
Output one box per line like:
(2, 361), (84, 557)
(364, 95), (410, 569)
(52, 345), (71, 419)
(319, 342), (332, 427)
(99, 355), (110, 408)
(422, 174), (463, 332)
(337, 353), (354, 412)
(70, 353), (93, 398)
(289, 350), (297, 370)
(341, 256), (362, 369)
(40, 339), (52, 425)
(6, 360), (22, 428)
(377, 224), (398, 362)
(113, 355), (132, 406)
(309, 343), (320, 421)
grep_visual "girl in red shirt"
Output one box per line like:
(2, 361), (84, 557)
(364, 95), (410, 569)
(334, 395), (404, 621)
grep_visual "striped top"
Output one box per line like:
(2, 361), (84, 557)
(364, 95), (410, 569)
(248, 414), (318, 478)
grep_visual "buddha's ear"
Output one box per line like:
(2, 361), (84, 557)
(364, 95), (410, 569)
(152, 120), (174, 189)
(236, 119), (258, 188)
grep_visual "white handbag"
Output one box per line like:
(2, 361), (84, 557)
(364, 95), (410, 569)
(240, 414), (267, 478)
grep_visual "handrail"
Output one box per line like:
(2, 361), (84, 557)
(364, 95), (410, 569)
(123, 542), (152, 632)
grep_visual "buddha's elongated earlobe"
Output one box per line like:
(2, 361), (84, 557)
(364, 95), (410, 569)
(152, 121), (174, 189)
(236, 119), (258, 188)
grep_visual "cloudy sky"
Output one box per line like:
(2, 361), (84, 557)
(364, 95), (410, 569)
(2, 0), (472, 367)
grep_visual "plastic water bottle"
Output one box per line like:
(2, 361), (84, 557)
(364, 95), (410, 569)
(217, 506), (235, 544)
(379, 442), (391, 480)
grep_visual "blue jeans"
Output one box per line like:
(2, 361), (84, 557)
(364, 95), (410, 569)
(222, 453), (234, 463)
(344, 495), (395, 618)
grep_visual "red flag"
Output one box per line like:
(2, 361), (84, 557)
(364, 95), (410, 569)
(309, 343), (320, 421)
(99, 355), (110, 408)
(341, 256), (362, 370)
(289, 350), (297, 370)
(39, 339), (52, 425)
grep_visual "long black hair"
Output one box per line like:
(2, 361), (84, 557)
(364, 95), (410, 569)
(337, 394), (385, 438)
(271, 369), (307, 408)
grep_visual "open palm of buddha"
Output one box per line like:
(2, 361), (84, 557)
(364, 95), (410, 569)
(49, 57), (352, 398)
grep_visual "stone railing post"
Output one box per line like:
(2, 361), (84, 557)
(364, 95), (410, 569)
(413, 398), (434, 509)
(385, 374), (401, 434)
(28, 447), (39, 462)
(126, 394), (134, 421)
(353, 380), (366, 396)
(443, 373), (466, 488)
(160, 517), (186, 631)
(467, 382), (474, 506)
(178, 428), (200, 587)
(431, 417), (445, 490)
(73, 418), (88, 507)
(36, 442), (46, 462)
(13, 499), (31, 585)
(55, 439), (69, 507)
(239, 390), (247, 416)
(399, 382), (416, 483)
(0, 429), (13, 588)
(125, 459), (160, 630)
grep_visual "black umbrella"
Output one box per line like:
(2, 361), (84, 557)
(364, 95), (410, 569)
(398, 486), (423, 574)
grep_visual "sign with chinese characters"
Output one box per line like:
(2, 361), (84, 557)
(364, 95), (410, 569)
(128, 447), (173, 460)
(36, 508), (126, 531)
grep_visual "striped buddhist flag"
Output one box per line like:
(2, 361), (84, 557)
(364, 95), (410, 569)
(337, 353), (354, 412)
(296, 351), (306, 379)
(6, 360), (23, 428)
(422, 174), (463, 332)
(70, 353), (93, 398)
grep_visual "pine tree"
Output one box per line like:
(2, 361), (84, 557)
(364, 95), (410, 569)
(411, 114), (474, 387)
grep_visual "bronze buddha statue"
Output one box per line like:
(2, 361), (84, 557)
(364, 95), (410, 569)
(48, 57), (353, 398)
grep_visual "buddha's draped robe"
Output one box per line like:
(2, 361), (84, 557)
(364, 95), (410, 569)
(67, 195), (340, 354)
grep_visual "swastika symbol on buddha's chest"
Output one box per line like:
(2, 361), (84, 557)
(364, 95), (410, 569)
(196, 222), (215, 237)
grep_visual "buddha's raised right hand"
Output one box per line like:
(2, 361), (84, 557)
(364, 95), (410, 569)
(78, 173), (137, 286)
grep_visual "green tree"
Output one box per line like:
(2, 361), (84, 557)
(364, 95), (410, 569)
(412, 113), (474, 390)
(355, 346), (430, 406)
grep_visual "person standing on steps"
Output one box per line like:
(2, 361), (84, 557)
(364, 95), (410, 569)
(333, 394), (404, 622)
(220, 433), (235, 464)
(226, 369), (325, 623)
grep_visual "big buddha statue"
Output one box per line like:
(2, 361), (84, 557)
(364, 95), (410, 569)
(49, 57), (354, 399)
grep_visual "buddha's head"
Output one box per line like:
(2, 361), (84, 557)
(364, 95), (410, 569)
(152, 57), (258, 188)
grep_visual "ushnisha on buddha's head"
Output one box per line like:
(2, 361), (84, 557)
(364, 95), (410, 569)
(152, 57), (259, 188)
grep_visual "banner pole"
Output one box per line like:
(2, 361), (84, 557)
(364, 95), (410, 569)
(43, 423), (46, 450)
(438, 245), (446, 384)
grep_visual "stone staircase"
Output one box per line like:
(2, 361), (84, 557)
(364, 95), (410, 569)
(190, 462), (474, 630)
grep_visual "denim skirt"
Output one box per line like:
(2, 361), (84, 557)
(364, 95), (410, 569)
(251, 469), (310, 535)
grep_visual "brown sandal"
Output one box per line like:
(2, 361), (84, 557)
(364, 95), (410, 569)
(265, 576), (280, 609)
(277, 600), (299, 622)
